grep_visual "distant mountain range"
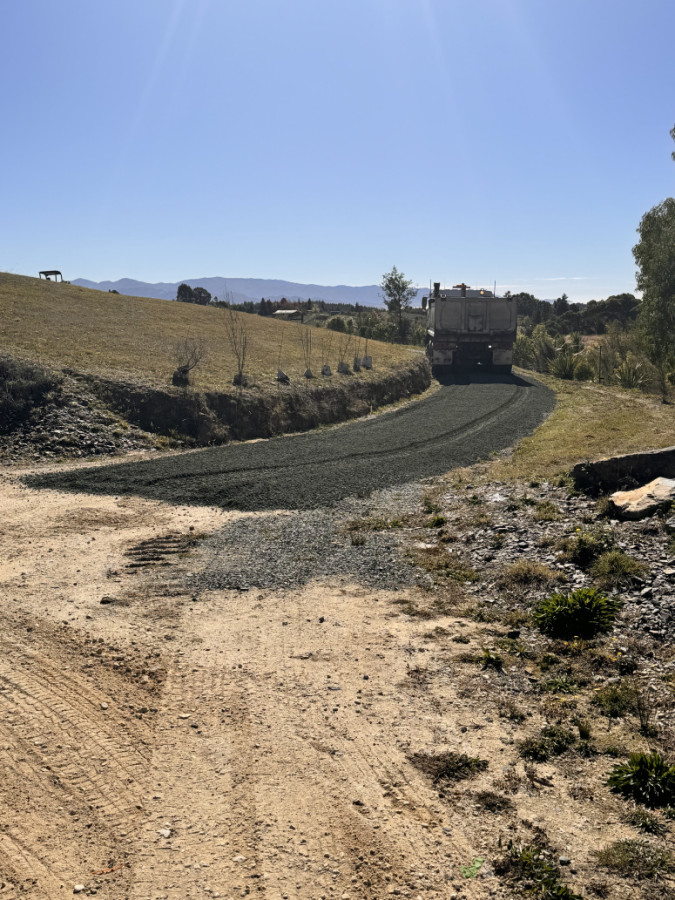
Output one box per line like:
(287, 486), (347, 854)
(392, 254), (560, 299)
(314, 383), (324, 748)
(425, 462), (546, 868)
(72, 276), (423, 307)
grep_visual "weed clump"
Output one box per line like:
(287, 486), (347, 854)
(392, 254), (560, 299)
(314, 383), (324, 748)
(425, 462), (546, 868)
(473, 790), (514, 813)
(590, 550), (648, 589)
(594, 839), (673, 880)
(559, 528), (615, 568)
(626, 808), (667, 835)
(592, 681), (636, 721)
(408, 750), (488, 784)
(533, 587), (620, 639)
(606, 752), (675, 808)
(481, 648), (504, 671)
(494, 842), (582, 899)
(519, 726), (577, 762)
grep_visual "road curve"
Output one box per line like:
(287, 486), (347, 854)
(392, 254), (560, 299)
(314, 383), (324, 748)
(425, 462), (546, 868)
(28, 373), (555, 511)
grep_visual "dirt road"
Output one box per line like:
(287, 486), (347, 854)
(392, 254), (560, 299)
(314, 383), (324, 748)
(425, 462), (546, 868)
(27, 374), (554, 511)
(0, 467), (498, 900)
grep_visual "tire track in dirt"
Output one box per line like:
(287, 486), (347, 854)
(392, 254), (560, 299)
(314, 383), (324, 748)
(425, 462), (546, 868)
(124, 582), (487, 899)
(0, 611), (154, 899)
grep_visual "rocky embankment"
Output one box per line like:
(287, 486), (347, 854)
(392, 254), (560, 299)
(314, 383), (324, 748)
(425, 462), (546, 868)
(1, 356), (431, 464)
(0, 370), (158, 465)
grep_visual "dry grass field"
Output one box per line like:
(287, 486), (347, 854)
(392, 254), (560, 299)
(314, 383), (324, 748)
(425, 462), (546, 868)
(0, 272), (417, 388)
(491, 372), (675, 482)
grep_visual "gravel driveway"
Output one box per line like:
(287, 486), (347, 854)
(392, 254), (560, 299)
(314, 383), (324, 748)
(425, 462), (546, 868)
(28, 373), (555, 511)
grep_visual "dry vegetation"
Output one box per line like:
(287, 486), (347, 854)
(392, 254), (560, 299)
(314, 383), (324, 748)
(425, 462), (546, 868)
(490, 370), (675, 482)
(0, 272), (417, 389)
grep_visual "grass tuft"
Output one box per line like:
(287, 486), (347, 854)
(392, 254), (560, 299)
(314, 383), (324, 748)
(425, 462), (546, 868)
(408, 750), (488, 784)
(590, 550), (648, 589)
(606, 752), (675, 808)
(594, 840), (673, 880)
(519, 726), (577, 762)
(533, 587), (620, 639)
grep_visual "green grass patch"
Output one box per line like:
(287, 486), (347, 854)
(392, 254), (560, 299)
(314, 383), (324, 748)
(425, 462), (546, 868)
(533, 587), (621, 639)
(489, 374), (675, 483)
(607, 752), (675, 808)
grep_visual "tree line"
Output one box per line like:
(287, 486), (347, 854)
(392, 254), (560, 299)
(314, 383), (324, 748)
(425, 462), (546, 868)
(513, 125), (675, 397)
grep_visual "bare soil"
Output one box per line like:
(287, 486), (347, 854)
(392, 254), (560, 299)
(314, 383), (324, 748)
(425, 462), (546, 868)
(2, 456), (674, 900)
(1, 463), (488, 900)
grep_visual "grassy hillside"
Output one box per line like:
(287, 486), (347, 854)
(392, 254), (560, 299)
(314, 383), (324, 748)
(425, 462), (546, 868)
(0, 273), (417, 389)
(460, 372), (675, 484)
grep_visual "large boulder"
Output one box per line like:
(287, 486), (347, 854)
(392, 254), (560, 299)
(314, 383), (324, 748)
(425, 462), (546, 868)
(609, 477), (675, 520)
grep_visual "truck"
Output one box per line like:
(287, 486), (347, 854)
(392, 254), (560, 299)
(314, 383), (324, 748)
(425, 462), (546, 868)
(422, 282), (517, 375)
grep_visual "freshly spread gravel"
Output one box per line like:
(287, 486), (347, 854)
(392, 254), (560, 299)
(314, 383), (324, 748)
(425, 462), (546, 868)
(28, 375), (555, 511)
(190, 476), (675, 651)
(192, 484), (429, 594)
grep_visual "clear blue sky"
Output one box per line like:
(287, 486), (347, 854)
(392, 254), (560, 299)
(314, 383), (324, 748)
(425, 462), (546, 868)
(2, 0), (674, 301)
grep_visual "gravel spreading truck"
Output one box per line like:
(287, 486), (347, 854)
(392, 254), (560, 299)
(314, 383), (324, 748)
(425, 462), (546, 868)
(422, 282), (517, 375)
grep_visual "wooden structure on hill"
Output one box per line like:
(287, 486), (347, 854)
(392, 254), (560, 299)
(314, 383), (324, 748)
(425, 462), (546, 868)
(39, 270), (64, 282)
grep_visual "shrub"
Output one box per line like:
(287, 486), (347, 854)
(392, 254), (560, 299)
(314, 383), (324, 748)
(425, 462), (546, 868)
(548, 351), (577, 380)
(607, 752), (675, 808)
(573, 359), (594, 381)
(494, 842), (582, 899)
(594, 840), (673, 880)
(592, 682), (636, 720)
(591, 550), (647, 589)
(615, 353), (647, 389)
(519, 726), (577, 762)
(559, 528), (615, 569)
(513, 334), (535, 369)
(534, 587), (621, 639)
(0, 355), (62, 433)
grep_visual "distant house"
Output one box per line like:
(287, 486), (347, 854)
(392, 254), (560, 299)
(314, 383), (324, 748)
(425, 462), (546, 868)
(273, 309), (303, 322)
